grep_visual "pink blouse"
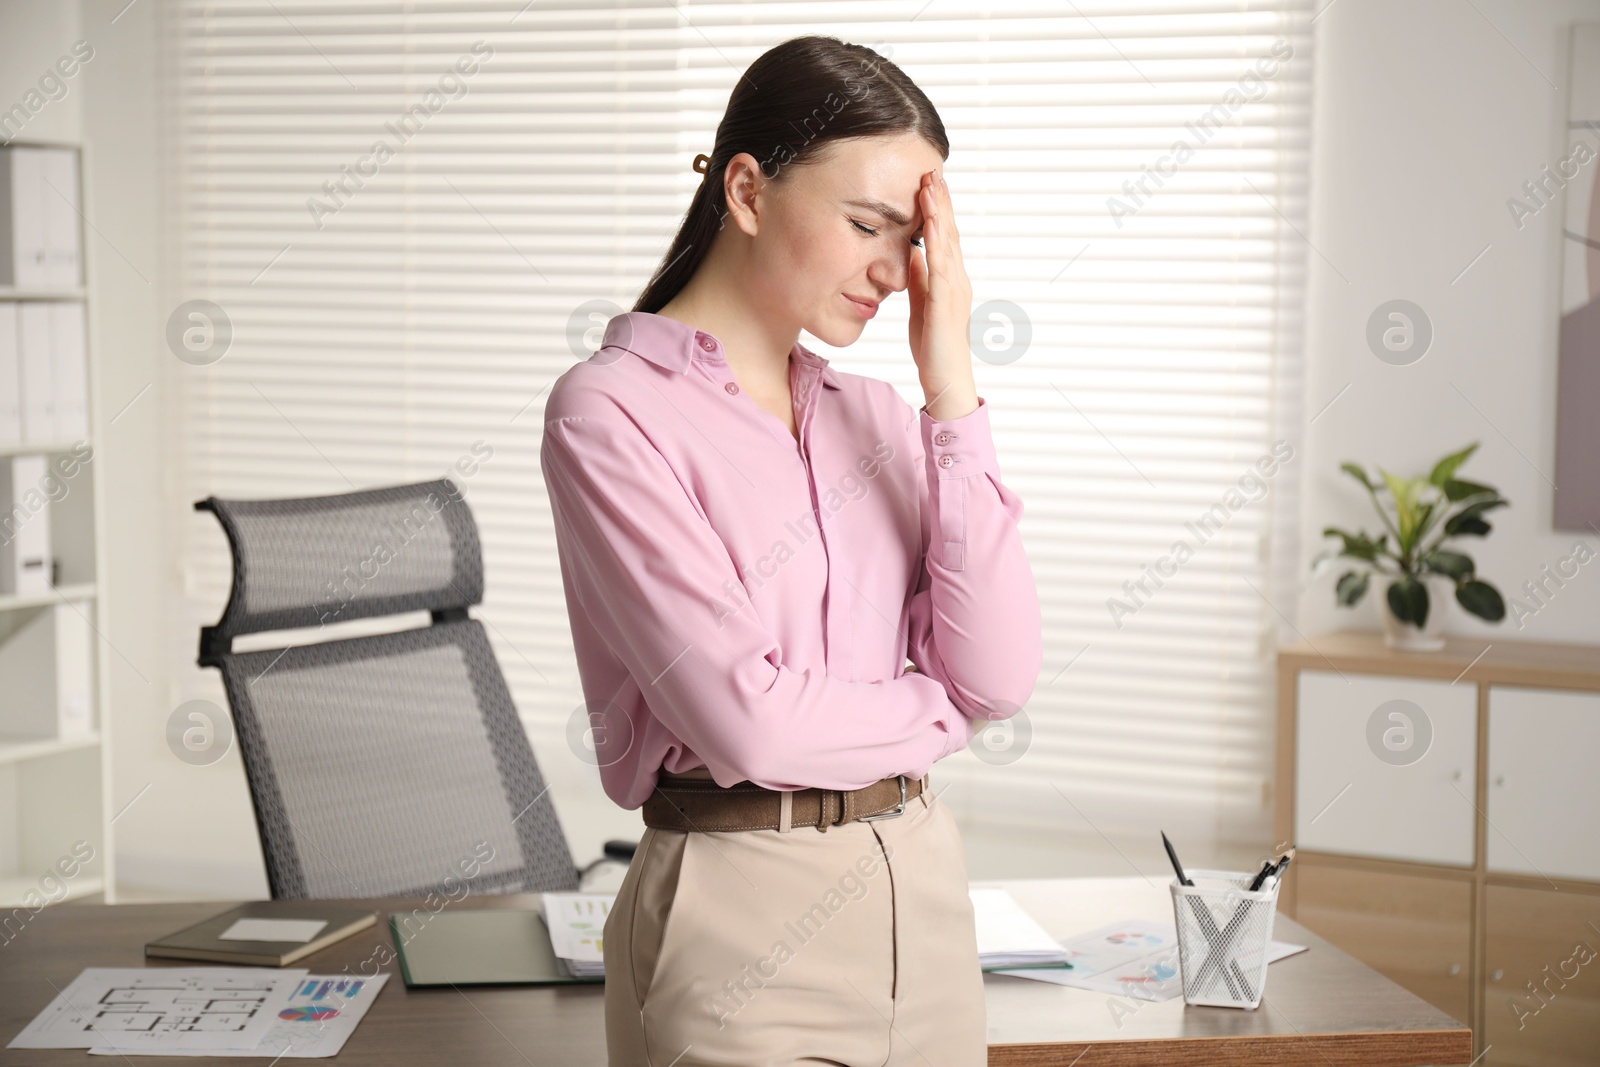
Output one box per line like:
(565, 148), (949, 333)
(541, 311), (1042, 811)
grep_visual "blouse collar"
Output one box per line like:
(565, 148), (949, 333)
(598, 311), (842, 390)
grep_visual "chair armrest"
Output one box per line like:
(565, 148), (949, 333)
(576, 838), (639, 883)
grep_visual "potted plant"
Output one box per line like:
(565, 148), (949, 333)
(1314, 442), (1508, 651)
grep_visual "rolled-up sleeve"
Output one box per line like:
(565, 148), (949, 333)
(541, 414), (971, 794)
(904, 396), (1043, 724)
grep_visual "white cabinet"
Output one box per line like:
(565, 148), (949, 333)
(1295, 670), (1476, 866)
(1280, 633), (1600, 1065)
(1486, 686), (1600, 882)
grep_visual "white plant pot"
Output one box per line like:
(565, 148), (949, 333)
(1380, 574), (1455, 652)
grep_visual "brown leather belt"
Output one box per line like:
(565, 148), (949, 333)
(642, 772), (928, 833)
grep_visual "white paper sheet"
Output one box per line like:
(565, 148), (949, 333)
(540, 892), (612, 977)
(86, 973), (391, 1058)
(218, 918), (329, 943)
(969, 888), (1073, 969)
(8, 967), (307, 1052)
(991, 918), (1307, 1002)
(966, 883), (1068, 966)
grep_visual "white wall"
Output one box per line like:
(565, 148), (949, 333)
(78, 0), (276, 901)
(0, 3), (82, 143)
(1300, 0), (1600, 645)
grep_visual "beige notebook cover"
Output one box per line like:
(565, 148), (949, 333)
(146, 901), (378, 967)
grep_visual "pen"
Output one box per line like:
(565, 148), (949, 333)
(1161, 830), (1193, 886)
(1247, 845), (1295, 892)
(1245, 859), (1275, 892)
(1264, 848), (1294, 890)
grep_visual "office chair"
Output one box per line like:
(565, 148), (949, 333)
(194, 478), (636, 901)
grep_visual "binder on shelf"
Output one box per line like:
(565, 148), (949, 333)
(0, 597), (92, 739)
(15, 300), (86, 446)
(0, 146), (82, 289)
(0, 454), (51, 596)
(0, 302), (18, 449)
(17, 304), (53, 444)
(49, 302), (86, 442)
(0, 148), (44, 287)
(42, 148), (82, 287)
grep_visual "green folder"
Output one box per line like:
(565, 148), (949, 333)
(389, 908), (605, 987)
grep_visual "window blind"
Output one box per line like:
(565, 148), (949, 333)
(168, 0), (1313, 852)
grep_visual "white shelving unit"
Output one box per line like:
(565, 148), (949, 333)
(0, 139), (110, 908)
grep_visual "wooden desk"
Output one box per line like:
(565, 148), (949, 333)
(976, 877), (1470, 1065)
(1, 877), (1470, 1066)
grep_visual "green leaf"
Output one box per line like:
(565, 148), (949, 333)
(1428, 442), (1479, 487)
(1340, 462), (1375, 490)
(1442, 478), (1496, 502)
(1456, 580), (1506, 621)
(1424, 550), (1474, 580)
(1324, 527), (1386, 562)
(1414, 501), (1435, 543)
(1445, 514), (1492, 537)
(1387, 575), (1430, 627)
(1444, 497), (1508, 538)
(1335, 571), (1369, 606)
(1453, 497), (1508, 520)
(1380, 468), (1419, 547)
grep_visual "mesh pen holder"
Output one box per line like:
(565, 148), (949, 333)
(1169, 868), (1280, 1009)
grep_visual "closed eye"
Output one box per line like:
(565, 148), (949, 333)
(850, 217), (923, 249)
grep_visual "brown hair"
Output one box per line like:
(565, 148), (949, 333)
(631, 35), (949, 314)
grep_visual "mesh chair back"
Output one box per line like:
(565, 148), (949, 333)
(195, 479), (579, 900)
(200, 478), (482, 640)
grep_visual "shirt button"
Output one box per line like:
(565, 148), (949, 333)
(725, 381), (739, 394)
(938, 454), (954, 468)
(700, 337), (716, 351)
(935, 432), (952, 445)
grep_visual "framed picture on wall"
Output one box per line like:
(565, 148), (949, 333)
(1555, 23), (1600, 530)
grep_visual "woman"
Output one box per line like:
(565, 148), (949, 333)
(540, 34), (1042, 1067)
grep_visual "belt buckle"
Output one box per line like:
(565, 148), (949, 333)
(859, 774), (907, 822)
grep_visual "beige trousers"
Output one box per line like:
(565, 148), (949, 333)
(603, 774), (986, 1067)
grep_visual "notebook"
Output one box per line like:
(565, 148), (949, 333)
(145, 902), (378, 967)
